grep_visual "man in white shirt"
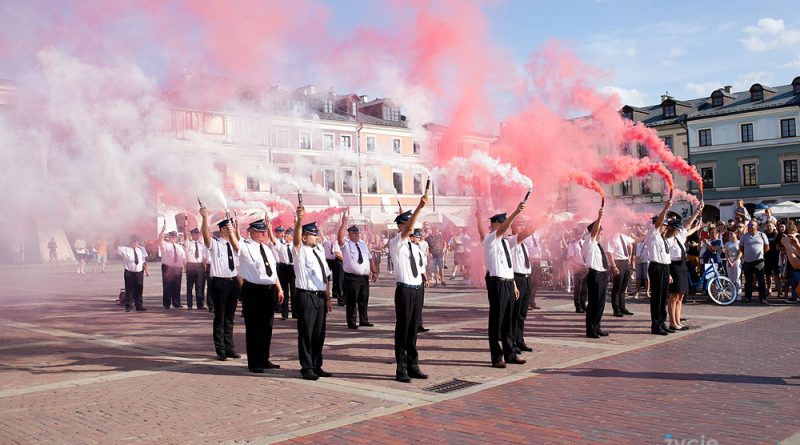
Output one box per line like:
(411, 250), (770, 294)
(184, 228), (207, 310)
(411, 229), (431, 333)
(645, 198), (674, 335)
(508, 218), (537, 355)
(292, 210), (333, 381)
(606, 227), (635, 317)
(117, 235), (149, 312)
(390, 193), (429, 383)
(323, 233), (344, 306)
(337, 210), (377, 329)
(159, 227), (186, 309)
(200, 207), (242, 361)
(274, 227), (296, 320)
(567, 229), (588, 313)
(239, 219), (285, 373)
(477, 201), (526, 369)
(582, 208), (609, 339)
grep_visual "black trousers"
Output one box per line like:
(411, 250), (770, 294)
(743, 260), (768, 301)
(161, 264), (183, 308)
(344, 273), (370, 326)
(610, 260), (631, 314)
(185, 262), (205, 308)
(394, 284), (424, 374)
(277, 264), (295, 318)
(573, 268), (588, 310)
(512, 274), (531, 347)
(487, 277), (515, 363)
(648, 262), (670, 326)
(586, 269), (607, 335)
(327, 259), (344, 303)
(241, 281), (276, 370)
(529, 262), (542, 307)
(295, 289), (327, 373)
(123, 270), (144, 310)
(211, 277), (240, 354)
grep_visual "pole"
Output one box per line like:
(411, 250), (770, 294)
(356, 121), (363, 214)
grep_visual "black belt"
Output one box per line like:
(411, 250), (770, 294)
(396, 282), (423, 289)
(297, 288), (326, 296)
(243, 280), (276, 289)
(212, 276), (237, 281)
(487, 276), (514, 282)
(344, 272), (369, 278)
(124, 269), (143, 273)
(514, 273), (530, 278)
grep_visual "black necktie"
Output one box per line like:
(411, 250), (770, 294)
(501, 238), (512, 268)
(408, 242), (419, 277)
(662, 237), (670, 256)
(173, 244), (178, 263)
(522, 242), (530, 269)
(620, 235), (629, 258)
(287, 243), (293, 263)
(226, 242), (234, 271)
(355, 242), (363, 264)
(599, 243), (609, 270)
(194, 241), (199, 259)
(133, 247), (138, 266)
(259, 244), (273, 276)
(418, 249), (424, 267)
(312, 248), (328, 283)
(678, 240), (686, 261)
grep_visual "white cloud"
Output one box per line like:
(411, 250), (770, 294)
(685, 81), (723, 96)
(669, 48), (687, 57)
(741, 17), (800, 51)
(780, 53), (800, 69)
(600, 86), (649, 107)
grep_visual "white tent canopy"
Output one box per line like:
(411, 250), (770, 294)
(753, 201), (800, 218)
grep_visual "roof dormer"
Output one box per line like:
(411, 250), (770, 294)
(660, 96), (693, 118)
(793, 77), (800, 95)
(620, 105), (650, 122)
(710, 86), (735, 107)
(749, 83), (776, 102)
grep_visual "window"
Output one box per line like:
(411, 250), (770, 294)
(663, 104), (676, 118)
(662, 136), (673, 152)
(413, 141), (421, 155)
(340, 135), (352, 151)
(637, 144), (648, 158)
(291, 99), (307, 113)
(323, 133), (334, 151)
(711, 95), (723, 107)
(351, 101), (357, 116)
(278, 167), (290, 175)
(299, 132), (312, 149)
(751, 89), (763, 102)
(698, 129), (712, 147)
(392, 172), (403, 194)
(413, 173), (423, 195)
(622, 111), (633, 120)
(701, 167), (714, 189)
(323, 99), (333, 113)
(246, 175), (260, 192)
(392, 138), (401, 154)
(366, 170), (378, 194)
(781, 118), (797, 138)
(741, 123), (754, 143)
(342, 169), (354, 193)
(366, 136), (376, 153)
(784, 160), (799, 183)
(641, 178), (651, 195)
(323, 169), (336, 191)
(742, 163), (757, 186)
(794, 81), (800, 95)
(621, 180), (632, 196)
(383, 106), (401, 121)
(274, 129), (289, 148)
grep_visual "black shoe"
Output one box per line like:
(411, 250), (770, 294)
(360, 322), (374, 327)
(337, 300), (345, 306)
(125, 307), (132, 312)
(759, 300), (771, 305)
(514, 347), (521, 356)
(396, 372), (412, 383)
(575, 308), (585, 313)
(174, 305), (183, 309)
(596, 330), (609, 337)
(208, 307), (215, 313)
(164, 306), (170, 309)
(663, 325), (676, 333)
(197, 305), (205, 310)
(517, 343), (533, 352)
(506, 356), (526, 365)
(613, 313), (623, 317)
(226, 351), (241, 359)
(264, 361), (281, 369)
(314, 368), (333, 378)
(135, 307), (147, 312)
(249, 368), (265, 374)
(348, 324), (359, 329)
(216, 353), (227, 361)
(651, 326), (668, 335)
(408, 369), (428, 379)
(622, 310), (634, 315)
(586, 332), (600, 339)
(417, 326), (430, 333)
(492, 360), (506, 369)
(301, 370), (319, 381)
(281, 316), (288, 320)
(743, 298), (753, 303)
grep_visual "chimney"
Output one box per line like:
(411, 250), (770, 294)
(660, 92), (672, 103)
(359, 95), (369, 103)
(723, 85), (732, 93)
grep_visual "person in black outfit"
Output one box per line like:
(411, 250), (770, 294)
(583, 208), (609, 338)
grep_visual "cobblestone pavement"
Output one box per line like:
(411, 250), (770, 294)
(0, 263), (797, 444)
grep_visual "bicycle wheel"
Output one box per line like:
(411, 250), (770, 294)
(706, 276), (738, 305)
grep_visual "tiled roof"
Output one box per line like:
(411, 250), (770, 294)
(688, 84), (800, 120)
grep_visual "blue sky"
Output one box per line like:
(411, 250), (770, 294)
(328, 0), (800, 106)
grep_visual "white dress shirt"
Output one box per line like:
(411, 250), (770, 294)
(322, 239), (341, 261)
(293, 244), (331, 291)
(666, 228), (688, 262)
(274, 239), (294, 265)
(606, 233), (634, 261)
(568, 238), (586, 266)
(185, 239), (207, 264)
(645, 224), (671, 265)
(483, 231), (514, 279)
(635, 241), (650, 263)
(528, 234), (543, 259)
(582, 238), (607, 272)
(389, 233), (424, 286)
(208, 238), (239, 278)
(341, 239), (372, 276)
(238, 238), (279, 285)
(117, 245), (147, 272)
(416, 241), (429, 269)
(160, 241), (186, 268)
(508, 235), (532, 275)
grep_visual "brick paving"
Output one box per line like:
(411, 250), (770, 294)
(0, 263), (797, 444)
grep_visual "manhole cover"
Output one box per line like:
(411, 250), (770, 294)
(423, 379), (481, 394)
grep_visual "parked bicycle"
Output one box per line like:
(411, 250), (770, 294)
(687, 262), (737, 305)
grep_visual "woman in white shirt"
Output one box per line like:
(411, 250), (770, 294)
(724, 231), (742, 296)
(665, 205), (702, 332)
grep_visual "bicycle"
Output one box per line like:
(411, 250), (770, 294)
(687, 262), (738, 305)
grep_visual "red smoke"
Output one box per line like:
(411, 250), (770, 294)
(568, 171), (605, 199)
(593, 156), (674, 190)
(622, 122), (703, 193)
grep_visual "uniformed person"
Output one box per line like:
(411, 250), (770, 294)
(274, 226), (296, 320)
(184, 228), (208, 309)
(159, 227), (186, 309)
(477, 201), (527, 368)
(337, 210), (377, 329)
(117, 235), (149, 312)
(410, 228), (430, 333)
(323, 233), (345, 306)
(508, 218), (537, 354)
(200, 207), (242, 361)
(239, 219), (285, 373)
(583, 208), (609, 338)
(646, 198), (674, 335)
(568, 229), (588, 313)
(606, 227), (635, 317)
(390, 192), (429, 383)
(292, 208), (333, 381)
